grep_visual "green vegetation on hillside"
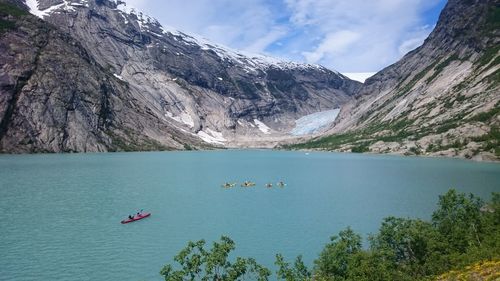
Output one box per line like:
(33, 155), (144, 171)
(0, 17), (15, 32)
(282, 117), (430, 152)
(160, 190), (500, 280)
(0, 2), (28, 33)
(484, 5), (500, 33)
(106, 129), (172, 152)
(477, 46), (500, 69)
(284, 101), (499, 157)
(0, 2), (28, 17)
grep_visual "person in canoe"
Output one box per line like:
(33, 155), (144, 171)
(266, 183), (273, 188)
(241, 181), (255, 187)
(121, 211), (151, 224)
(222, 183), (235, 188)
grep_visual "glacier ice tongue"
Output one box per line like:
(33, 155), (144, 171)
(291, 109), (340, 136)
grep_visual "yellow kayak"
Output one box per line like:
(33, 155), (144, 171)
(221, 183), (236, 188)
(241, 181), (256, 187)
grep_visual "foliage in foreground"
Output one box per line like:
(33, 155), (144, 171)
(160, 236), (271, 281)
(160, 190), (500, 280)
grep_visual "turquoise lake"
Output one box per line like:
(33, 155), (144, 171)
(1, 150), (499, 281)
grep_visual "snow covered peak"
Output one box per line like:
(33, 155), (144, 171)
(25, 0), (89, 18)
(108, 0), (335, 73)
(159, 25), (330, 73)
(111, 0), (160, 28)
(26, 0), (340, 75)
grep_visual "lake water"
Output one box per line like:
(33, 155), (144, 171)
(1, 150), (499, 281)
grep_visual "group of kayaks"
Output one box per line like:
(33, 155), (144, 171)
(122, 181), (287, 224)
(221, 181), (286, 189)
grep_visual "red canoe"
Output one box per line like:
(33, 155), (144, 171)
(121, 213), (151, 224)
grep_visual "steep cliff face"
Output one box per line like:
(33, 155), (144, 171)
(0, 0), (361, 152)
(0, 3), (205, 152)
(293, 0), (499, 161)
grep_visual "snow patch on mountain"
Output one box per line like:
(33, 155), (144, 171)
(165, 112), (195, 128)
(26, 0), (88, 18)
(26, 0), (62, 18)
(254, 119), (271, 134)
(197, 129), (226, 145)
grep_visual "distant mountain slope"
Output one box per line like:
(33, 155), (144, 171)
(0, 0), (361, 153)
(289, 0), (500, 161)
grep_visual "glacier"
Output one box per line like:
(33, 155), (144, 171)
(291, 109), (340, 136)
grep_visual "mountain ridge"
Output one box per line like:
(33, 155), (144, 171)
(0, 0), (361, 152)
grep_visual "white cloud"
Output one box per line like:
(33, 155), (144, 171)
(245, 26), (289, 53)
(303, 30), (361, 63)
(283, 0), (443, 72)
(398, 24), (435, 56)
(398, 37), (426, 56)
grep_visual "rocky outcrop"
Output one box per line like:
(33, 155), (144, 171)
(293, 0), (499, 161)
(0, 0), (361, 153)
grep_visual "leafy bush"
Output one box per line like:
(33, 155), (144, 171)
(351, 144), (370, 153)
(160, 236), (271, 281)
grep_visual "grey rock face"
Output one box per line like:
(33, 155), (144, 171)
(0, 3), (203, 152)
(320, 0), (499, 160)
(0, 0), (361, 152)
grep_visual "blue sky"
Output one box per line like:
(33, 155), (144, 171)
(126, 0), (447, 74)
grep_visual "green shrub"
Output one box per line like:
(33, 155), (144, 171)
(351, 144), (370, 153)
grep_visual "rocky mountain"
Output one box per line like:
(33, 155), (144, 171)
(0, 0), (361, 153)
(289, 0), (499, 161)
